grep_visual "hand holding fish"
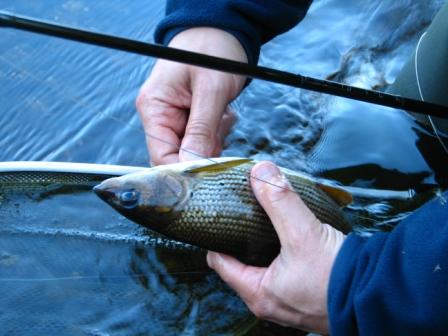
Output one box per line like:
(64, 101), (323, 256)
(136, 27), (247, 165)
(207, 161), (346, 334)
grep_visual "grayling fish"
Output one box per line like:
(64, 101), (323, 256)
(94, 158), (353, 266)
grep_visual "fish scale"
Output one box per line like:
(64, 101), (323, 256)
(94, 158), (352, 266)
(161, 162), (349, 265)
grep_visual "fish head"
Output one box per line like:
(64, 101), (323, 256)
(94, 168), (190, 229)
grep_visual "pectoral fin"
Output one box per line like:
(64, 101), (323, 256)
(317, 183), (353, 207)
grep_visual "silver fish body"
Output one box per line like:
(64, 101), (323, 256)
(94, 158), (352, 266)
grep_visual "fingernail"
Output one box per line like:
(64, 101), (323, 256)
(207, 251), (221, 269)
(252, 162), (282, 186)
(252, 162), (293, 200)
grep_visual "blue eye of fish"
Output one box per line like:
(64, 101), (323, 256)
(119, 190), (139, 206)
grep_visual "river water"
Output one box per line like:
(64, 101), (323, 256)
(0, 0), (446, 335)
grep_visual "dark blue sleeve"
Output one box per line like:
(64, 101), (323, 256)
(328, 192), (448, 335)
(154, 0), (312, 64)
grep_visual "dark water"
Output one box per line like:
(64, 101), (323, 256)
(0, 0), (447, 335)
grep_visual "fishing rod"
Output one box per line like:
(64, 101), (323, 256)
(1, 11), (448, 118)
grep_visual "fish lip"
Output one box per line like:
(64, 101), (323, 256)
(93, 183), (115, 201)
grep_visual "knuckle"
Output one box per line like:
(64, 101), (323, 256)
(135, 89), (157, 116)
(186, 120), (214, 140)
(208, 80), (228, 93)
(195, 74), (232, 95)
(250, 298), (272, 320)
(135, 91), (147, 112)
(135, 83), (178, 116)
(247, 285), (272, 320)
(148, 153), (163, 166)
(223, 107), (236, 121)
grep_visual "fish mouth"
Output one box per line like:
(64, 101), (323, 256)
(93, 182), (116, 202)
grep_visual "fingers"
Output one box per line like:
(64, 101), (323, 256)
(179, 76), (231, 161)
(136, 64), (191, 165)
(136, 91), (188, 165)
(207, 251), (265, 302)
(138, 76), (235, 164)
(250, 161), (320, 252)
(137, 28), (247, 165)
(172, 28), (246, 162)
(145, 123), (183, 165)
(212, 107), (237, 156)
(208, 162), (343, 334)
(218, 107), (237, 139)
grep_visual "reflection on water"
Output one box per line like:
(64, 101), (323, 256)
(0, 0), (447, 334)
(0, 232), (254, 335)
(0, 185), (254, 335)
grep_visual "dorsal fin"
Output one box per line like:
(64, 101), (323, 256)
(317, 183), (353, 207)
(185, 158), (252, 174)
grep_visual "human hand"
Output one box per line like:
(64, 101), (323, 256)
(136, 27), (247, 165)
(207, 161), (346, 334)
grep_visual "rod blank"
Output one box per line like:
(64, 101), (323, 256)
(1, 11), (448, 118)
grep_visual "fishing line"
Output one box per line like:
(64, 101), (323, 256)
(414, 32), (448, 155)
(0, 28), (421, 232)
(0, 55), (299, 196)
(1, 11), (448, 118)
(0, 11), (441, 207)
(0, 56), (415, 228)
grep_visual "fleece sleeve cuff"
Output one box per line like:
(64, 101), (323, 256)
(154, 0), (312, 65)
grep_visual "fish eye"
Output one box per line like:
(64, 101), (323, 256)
(119, 189), (139, 206)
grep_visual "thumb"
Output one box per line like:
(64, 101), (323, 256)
(180, 81), (229, 161)
(250, 161), (320, 252)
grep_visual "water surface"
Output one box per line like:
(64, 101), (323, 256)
(0, 0), (446, 334)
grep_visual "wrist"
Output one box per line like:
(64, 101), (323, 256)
(168, 27), (248, 63)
